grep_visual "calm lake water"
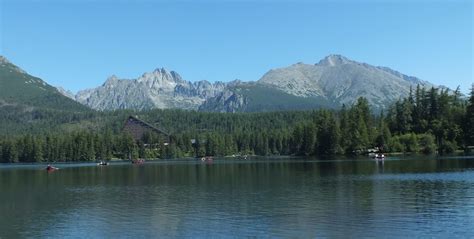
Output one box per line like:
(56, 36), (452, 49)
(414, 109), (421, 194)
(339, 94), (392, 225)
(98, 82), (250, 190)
(1, 156), (474, 238)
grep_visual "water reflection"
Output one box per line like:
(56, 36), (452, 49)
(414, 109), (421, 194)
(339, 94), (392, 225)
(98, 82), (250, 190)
(0, 157), (474, 238)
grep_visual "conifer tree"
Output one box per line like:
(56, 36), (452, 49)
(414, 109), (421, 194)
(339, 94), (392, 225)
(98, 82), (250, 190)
(464, 85), (474, 146)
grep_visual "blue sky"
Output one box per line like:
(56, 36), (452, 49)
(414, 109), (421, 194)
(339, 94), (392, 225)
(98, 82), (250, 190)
(1, 0), (472, 93)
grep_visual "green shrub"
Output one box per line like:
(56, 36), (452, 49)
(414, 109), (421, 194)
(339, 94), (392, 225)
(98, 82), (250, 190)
(388, 136), (404, 152)
(418, 133), (437, 154)
(439, 140), (457, 154)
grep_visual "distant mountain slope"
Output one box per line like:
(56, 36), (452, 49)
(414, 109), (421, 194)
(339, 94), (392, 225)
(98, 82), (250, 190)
(200, 55), (438, 112)
(76, 68), (226, 111)
(0, 56), (88, 111)
(199, 83), (337, 112)
(255, 54), (436, 110)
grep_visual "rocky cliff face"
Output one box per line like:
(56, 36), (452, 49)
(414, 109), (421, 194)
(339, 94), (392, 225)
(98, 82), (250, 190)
(199, 87), (248, 113)
(76, 68), (226, 110)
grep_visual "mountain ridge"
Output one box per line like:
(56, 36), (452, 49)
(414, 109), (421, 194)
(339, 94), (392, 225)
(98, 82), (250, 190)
(0, 55), (89, 111)
(75, 68), (227, 110)
(2, 54), (442, 112)
(73, 54), (440, 112)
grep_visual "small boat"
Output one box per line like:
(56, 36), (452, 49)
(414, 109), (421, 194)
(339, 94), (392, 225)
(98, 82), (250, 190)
(97, 161), (109, 166)
(132, 159), (145, 164)
(373, 153), (385, 160)
(200, 156), (213, 162)
(46, 165), (59, 172)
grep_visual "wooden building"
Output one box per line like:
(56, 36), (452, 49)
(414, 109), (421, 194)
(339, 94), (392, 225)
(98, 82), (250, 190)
(123, 116), (170, 142)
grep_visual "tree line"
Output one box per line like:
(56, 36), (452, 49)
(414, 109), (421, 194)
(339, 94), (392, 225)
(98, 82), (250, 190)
(1, 85), (473, 162)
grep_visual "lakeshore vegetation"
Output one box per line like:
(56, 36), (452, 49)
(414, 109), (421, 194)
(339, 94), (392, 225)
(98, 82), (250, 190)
(0, 86), (473, 163)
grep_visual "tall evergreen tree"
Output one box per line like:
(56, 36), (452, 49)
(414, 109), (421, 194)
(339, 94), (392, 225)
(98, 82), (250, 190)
(300, 123), (316, 155)
(464, 85), (474, 146)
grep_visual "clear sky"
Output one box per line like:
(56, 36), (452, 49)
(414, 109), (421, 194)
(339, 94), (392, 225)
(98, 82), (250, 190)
(1, 0), (472, 93)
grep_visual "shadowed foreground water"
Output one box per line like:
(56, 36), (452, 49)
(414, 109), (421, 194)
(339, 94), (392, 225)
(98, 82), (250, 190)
(1, 156), (474, 238)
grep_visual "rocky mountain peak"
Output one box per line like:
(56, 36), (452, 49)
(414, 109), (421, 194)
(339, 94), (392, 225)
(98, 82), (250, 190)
(317, 54), (351, 66)
(76, 67), (232, 111)
(136, 67), (185, 85)
(151, 67), (174, 78)
(103, 75), (120, 86)
(170, 71), (183, 82)
(256, 54), (438, 110)
(153, 67), (167, 74)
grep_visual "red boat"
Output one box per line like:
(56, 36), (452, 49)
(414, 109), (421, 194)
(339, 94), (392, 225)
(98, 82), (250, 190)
(46, 165), (59, 172)
(132, 159), (145, 164)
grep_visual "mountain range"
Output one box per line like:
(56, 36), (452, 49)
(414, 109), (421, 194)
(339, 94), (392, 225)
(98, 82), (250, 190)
(75, 69), (228, 111)
(0, 54), (439, 113)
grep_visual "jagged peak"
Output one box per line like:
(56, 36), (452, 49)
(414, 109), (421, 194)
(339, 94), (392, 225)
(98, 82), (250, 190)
(138, 67), (183, 82)
(103, 75), (120, 86)
(108, 75), (119, 81)
(153, 67), (168, 74)
(151, 67), (182, 79)
(317, 54), (352, 66)
(169, 70), (183, 81)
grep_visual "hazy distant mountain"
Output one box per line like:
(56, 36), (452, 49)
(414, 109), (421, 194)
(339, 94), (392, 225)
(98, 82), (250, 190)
(76, 68), (227, 110)
(0, 56), (88, 111)
(200, 55), (437, 112)
(72, 54), (439, 112)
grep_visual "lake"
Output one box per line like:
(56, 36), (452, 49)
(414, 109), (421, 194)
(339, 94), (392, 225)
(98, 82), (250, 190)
(1, 156), (474, 238)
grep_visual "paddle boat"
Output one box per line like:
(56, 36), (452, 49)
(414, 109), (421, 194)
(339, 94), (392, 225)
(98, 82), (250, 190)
(97, 161), (109, 166)
(45, 165), (59, 172)
(373, 153), (385, 160)
(132, 159), (145, 165)
(200, 156), (213, 162)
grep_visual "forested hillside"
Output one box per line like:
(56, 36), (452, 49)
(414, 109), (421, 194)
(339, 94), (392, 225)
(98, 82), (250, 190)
(0, 56), (88, 112)
(1, 85), (472, 163)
